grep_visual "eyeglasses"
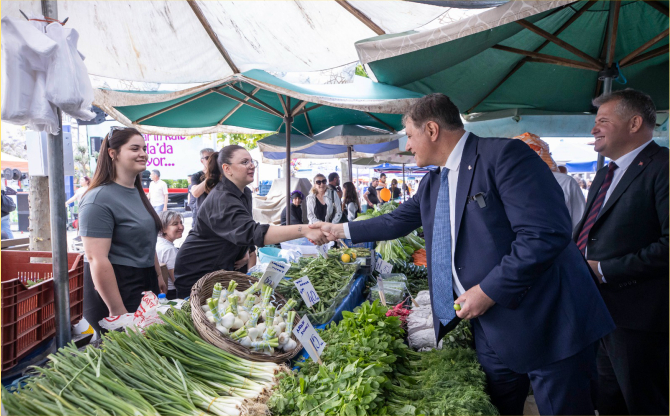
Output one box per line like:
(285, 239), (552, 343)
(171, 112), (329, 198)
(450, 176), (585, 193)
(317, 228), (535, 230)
(315, 180), (327, 185)
(200, 155), (210, 161)
(238, 159), (259, 169)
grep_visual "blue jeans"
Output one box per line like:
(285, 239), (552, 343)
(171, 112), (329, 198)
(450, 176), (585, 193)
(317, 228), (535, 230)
(1, 215), (14, 239)
(153, 204), (165, 213)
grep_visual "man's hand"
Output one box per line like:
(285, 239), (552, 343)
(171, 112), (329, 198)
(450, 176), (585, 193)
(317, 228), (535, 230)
(308, 222), (345, 241)
(454, 284), (495, 320)
(158, 277), (167, 294)
(300, 224), (331, 245)
(235, 251), (250, 270)
(588, 260), (604, 283)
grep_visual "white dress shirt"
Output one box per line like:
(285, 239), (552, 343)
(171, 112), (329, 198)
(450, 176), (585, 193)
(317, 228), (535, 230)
(589, 139), (653, 279)
(344, 131), (471, 296)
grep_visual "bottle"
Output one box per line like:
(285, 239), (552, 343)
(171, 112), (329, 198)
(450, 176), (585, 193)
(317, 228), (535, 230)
(158, 293), (167, 305)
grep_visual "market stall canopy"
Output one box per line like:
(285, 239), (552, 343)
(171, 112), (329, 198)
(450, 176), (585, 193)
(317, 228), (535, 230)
(356, 0), (669, 116)
(94, 70), (423, 136)
(258, 124), (402, 153)
(2, 1), (459, 84)
(0, 152), (29, 171)
(261, 140), (402, 164)
(352, 151), (416, 166)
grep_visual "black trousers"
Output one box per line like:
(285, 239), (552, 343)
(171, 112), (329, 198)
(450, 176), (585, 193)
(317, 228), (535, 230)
(84, 262), (159, 335)
(597, 327), (669, 415)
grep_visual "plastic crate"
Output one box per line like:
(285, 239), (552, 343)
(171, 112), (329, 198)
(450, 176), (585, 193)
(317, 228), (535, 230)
(1, 251), (85, 372)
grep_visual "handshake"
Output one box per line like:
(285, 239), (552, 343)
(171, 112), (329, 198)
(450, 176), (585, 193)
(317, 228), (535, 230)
(303, 222), (346, 246)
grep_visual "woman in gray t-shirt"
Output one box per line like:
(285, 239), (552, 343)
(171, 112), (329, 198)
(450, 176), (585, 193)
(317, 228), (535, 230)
(79, 127), (166, 335)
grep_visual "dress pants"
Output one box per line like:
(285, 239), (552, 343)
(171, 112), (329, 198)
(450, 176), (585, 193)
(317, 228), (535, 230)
(597, 327), (669, 415)
(473, 318), (597, 415)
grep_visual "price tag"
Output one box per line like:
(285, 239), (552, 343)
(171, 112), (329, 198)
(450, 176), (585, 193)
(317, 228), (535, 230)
(258, 261), (290, 289)
(293, 315), (326, 364)
(316, 244), (329, 258)
(375, 258), (393, 275)
(294, 276), (321, 308)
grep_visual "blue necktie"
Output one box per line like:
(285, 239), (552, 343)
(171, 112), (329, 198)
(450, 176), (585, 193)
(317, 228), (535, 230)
(431, 167), (456, 328)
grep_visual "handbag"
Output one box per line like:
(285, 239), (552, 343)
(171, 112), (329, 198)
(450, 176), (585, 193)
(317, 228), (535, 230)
(1, 190), (16, 217)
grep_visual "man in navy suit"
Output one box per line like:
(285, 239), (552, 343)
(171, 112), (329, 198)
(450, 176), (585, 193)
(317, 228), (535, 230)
(312, 94), (615, 415)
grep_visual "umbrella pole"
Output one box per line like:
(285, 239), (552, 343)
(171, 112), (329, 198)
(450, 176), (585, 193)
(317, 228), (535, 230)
(597, 1), (619, 171)
(285, 97), (292, 225)
(347, 146), (353, 183)
(42, 0), (71, 349)
(402, 163), (406, 202)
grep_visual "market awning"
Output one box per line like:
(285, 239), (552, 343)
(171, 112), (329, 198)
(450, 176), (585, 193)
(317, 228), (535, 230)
(95, 70), (423, 136)
(356, 0), (669, 116)
(261, 140), (401, 165)
(1, 0), (458, 84)
(1, 152), (29, 172)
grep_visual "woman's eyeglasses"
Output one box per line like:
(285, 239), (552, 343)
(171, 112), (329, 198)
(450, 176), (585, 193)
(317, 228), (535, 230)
(315, 180), (327, 185)
(238, 159), (259, 169)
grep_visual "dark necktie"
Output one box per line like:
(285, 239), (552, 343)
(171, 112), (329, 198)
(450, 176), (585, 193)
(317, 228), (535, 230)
(576, 162), (619, 254)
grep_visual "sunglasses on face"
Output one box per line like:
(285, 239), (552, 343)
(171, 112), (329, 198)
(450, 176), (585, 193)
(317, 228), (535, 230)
(315, 180), (327, 185)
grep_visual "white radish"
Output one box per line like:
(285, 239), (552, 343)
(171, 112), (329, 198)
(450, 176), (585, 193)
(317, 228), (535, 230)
(207, 316), (216, 324)
(247, 326), (260, 341)
(232, 317), (245, 330)
(273, 315), (284, 326)
(278, 332), (289, 346)
(256, 322), (266, 335)
(238, 309), (250, 324)
(221, 312), (235, 329)
(277, 322), (287, 333)
(218, 325), (229, 334)
(239, 337), (252, 348)
(201, 305), (210, 312)
(282, 339), (297, 351)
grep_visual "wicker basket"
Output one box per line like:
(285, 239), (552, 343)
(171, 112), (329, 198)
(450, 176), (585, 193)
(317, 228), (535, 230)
(190, 270), (302, 363)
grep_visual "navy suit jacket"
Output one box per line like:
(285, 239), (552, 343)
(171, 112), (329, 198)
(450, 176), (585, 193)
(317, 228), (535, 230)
(349, 133), (614, 373)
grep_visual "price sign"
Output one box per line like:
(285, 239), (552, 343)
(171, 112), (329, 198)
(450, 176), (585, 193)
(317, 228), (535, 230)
(294, 276), (321, 308)
(376, 276), (387, 306)
(316, 244), (329, 258)
(258, 261), (290, 289)
(375, 258), (393, 275)
(293, 315), (326, 364)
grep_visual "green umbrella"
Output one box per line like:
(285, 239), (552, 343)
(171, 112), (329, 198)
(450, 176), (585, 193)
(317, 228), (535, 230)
(356, 0), (669, 167)
(95, 69), (422, 223)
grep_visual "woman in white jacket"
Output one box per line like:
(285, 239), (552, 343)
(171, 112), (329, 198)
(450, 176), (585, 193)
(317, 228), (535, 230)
(306, 173), (342, 224)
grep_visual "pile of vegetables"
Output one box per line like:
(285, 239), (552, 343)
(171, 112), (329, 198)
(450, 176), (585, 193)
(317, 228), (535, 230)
(354, 202), (425, 262)
(268, 301), (496, 416)
(412, 248), (427, 267)
(272, 257), (357, 322)
(389, 260), (429, 297)
(201, 280), (298, 354)
(2, 309), (284, 416)
(327, 247), (370, 259)
(25, 278), (45, 288)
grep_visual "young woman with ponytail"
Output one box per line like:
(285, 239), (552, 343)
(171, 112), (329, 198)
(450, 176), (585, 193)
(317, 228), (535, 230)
(174, 145), (330, 298)
(79, 127), (167, 335)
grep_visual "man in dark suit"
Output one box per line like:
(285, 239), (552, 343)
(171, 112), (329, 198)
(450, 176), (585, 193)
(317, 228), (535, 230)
(312, 93), (614, 415)
(574, 89), (668, 415)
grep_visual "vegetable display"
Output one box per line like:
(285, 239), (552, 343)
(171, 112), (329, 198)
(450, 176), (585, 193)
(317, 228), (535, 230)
(200, 280), (298, 354)
(268, 301), (496, 416)
(2, 309), (282, 416)
(272, 257), (357, 322)
(327, 247), (370, 261)
(389, 260), (429, 297)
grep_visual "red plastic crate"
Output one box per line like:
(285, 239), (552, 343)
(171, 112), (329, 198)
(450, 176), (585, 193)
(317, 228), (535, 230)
(1, 251), (84, 372)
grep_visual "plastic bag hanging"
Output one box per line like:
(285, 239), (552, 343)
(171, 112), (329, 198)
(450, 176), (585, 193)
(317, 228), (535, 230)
(44, 22), (95, 121)
(1, 16), (59, 132)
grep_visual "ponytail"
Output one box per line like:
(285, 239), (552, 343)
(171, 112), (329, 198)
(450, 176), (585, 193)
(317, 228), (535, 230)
(205, 151), (221, 193)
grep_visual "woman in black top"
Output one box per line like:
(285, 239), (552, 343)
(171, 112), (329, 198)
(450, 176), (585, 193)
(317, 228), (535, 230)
(390, 179), (402, 200)
(281, 191), (304, 225)
(174, 145), (329, 298)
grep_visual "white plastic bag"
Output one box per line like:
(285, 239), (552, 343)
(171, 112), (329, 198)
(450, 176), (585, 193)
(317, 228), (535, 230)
(44, 22), (94, 120)
(1, 16), (58, 131)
